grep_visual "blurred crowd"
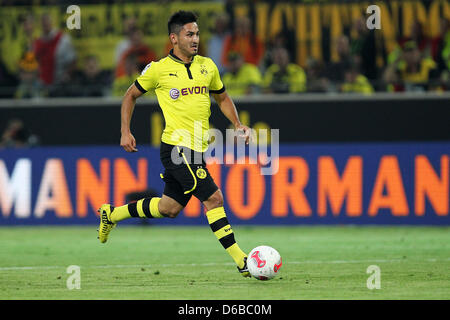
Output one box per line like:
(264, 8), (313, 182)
(0, 118), (39, 148)
(0, 8), (449, 99)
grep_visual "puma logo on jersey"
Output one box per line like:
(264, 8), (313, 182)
(169, 72), (178, 77)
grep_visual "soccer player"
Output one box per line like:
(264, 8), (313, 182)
(98, 11), (251, 277)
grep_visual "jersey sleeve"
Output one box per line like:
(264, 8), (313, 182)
(208, 59), (225, 94)
(135, 61), (158, 93)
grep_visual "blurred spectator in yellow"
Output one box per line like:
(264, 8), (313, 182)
(340, 61), (374, 94)
(72, 55), (111, 97)
(207, 13), (230, 75)
(263, 13), (297, 70)
(263, 47), (306, 94)
(222, 16), (264, 69)
(115, 27), (157, 78)
(305, 57), (329, 93)
(399, 20), (431, 56)
(396, 41), (439, 91)
(112, 54), (140, 97)
(33, 13), (76, 90)
(0, 118), (39, 148)
(15, 51), (43, 99)
(222, 52), (262, 97)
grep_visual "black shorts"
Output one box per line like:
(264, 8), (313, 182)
(160, 142), (219, 207)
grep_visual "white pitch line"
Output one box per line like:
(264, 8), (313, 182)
(0, 258), (448, 271)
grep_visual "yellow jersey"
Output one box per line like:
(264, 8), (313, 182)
(221, 63), (262, 97)
(341, 74), (374, 95)
(397, 58), (437, 84)
(135, 50), (225, 152)
(263, 63), (307, 93)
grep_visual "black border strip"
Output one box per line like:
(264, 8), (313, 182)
(134, 80), (147, 93)
(210, 86), (225, 94)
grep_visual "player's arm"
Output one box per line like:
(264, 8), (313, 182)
(212, 91), (251, 144)
(120, 84), (144, 152)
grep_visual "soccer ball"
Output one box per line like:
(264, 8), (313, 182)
(247, 245), (282, 280)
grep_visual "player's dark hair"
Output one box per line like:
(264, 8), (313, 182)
(168, 11), (198, 35)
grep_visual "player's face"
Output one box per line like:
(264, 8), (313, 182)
(176, 22), (200, 57)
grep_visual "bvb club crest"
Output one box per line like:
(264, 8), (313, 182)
(196, 167), (207, 179)
(200, 65), (208, 76)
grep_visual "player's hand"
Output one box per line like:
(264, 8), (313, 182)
(235, 125), (251, 145)
(120, 132), (138, 152)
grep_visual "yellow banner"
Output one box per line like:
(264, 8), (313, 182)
(0, 0), (449, 73)
(240, 0), (449, 66)
(0, 2), (224, 72)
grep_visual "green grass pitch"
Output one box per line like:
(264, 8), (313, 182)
(0, 225), (449, 300)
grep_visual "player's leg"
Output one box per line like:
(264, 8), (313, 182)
(157, 194), (186, 218)
(97, 196), (184, 243)
(98, 142), (191, 243)
(161, 143), (249, 276)
(202, 189), (250, 277)
(109, 197), (164, 222)
(108, 194), (184, 222)
(98, 171), (191, 243)
(111, 167), (191, 221)
(97, 196), (165, 243)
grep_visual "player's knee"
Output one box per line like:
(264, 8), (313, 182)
(206, 191), (224, 209)
(158, 201), (183, 218)
(160, 206), (182, 218)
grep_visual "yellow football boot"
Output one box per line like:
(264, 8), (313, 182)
(97, 204), (116, 243)
(237, 257), (251, 278)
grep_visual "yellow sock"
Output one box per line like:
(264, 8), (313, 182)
(136, 197), (164, 218)
(110, 197), (163, 223)
(206, 206), (247, 268)
(109, 203), (131, 223)
(149, 197), (164, 218)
